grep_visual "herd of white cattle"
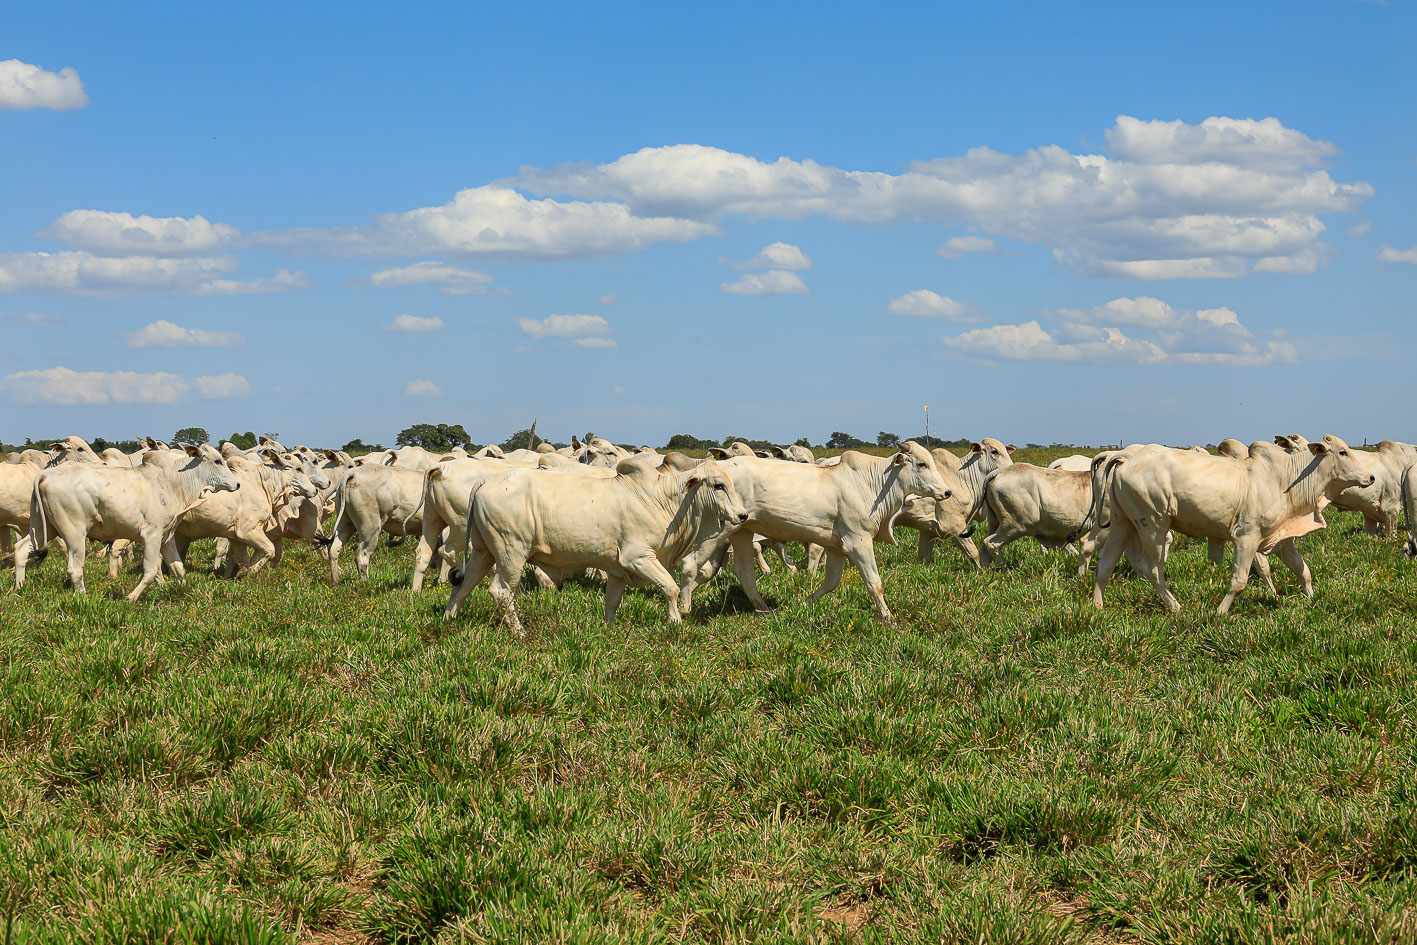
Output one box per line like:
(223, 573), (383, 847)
(3, 430), (1413, 624)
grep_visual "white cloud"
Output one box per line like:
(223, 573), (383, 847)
(936, 236), (997, 259)
(0, 367), (250, 405)
(249, 185), (718, 261)
(1377, 244), (1417, 264)
(574, 337), (619, 349)
(942, 296), (1298, 367)
(0, 251), (306, 297)
(612, 385), (626, 394)
(720, 270), (809, 295)
(512, 116), (1370, 279)
(1348, 221), (1372, 240)
(0, 311), (63, 326)
(40, 211), (238, 256)
(597, 293), (619, 304)
(125, 320), (245, 349)
(405, 379), (442, 396)
(364, 261), (506, 296)
(517, 313), (611, 339)
(383, 314), (445, 333)
(733, 241), (812, 270)
(886, 289), (982, 321)
(0, 60), (88, 111)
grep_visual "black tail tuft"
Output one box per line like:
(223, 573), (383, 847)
(28, 548), (49, 564)
(959, 525), (975, 540)
(1406, 538), (1416, 559)
(313, 533), (334, 550)
(448, 568), (464, 586)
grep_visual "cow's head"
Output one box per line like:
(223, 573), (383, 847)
(182, 443), (241, 493)
(1311, 435), (1375, 492)
(285, 472), (319, 501)
(970, 437), (1014, 471)
(286, 451), (332, 490)
(1274, 433), (1310, 454)
(893, 440), (950, 502)
(683, 459), (749, 526)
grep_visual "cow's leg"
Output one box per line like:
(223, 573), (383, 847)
(807, 550), (848, 605)
(952, 534), (982, 569)
(1207, 538), (1225, 567)
(622, 554), (683, 625)
(1093, 517), (1135, 609)
(327, 514), (356, 585)
(412, 510), (446, 592)
(844, 536), (893, 621)
(211, 537), (229, 573)
(236, 528), (276, 578)
(980, 522), (1025, 571)
(64, 532), (88, 593)
(486, 549), (527, 635)
(767, 539), (797, 572)
(805, 543), (825, 574)
(752, 537), (772, 574)
(602, 573), (628, 624)
(160, 538), (186, 582)
(1274, 539), (1313, 599)
(677, 536), (731, 616)
(1252, 551), (1276, 595)
(12, 532), (34, 588)
(126, 530), (167, 601)
(354, 523), (381, 580)
(1217, 534), (1260, 615)
(1132, 525), (1180, 613)
(1363, 516), (1380, 536)
(729, 531), (772, 612)
(443, 548), (495, 618)
(1075, 531), (1098, 577)
(916, 532), (935, 564)
(0, 526), (11, 563)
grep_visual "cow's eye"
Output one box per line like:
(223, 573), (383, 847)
(1340, 450), (1349, 456)
(713, 483), (726, 491)
(917, 462), (927, 468)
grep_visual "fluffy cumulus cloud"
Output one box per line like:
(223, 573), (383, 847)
(941, 296), (1297, 367)
(1377, 244), (1417, 264)
(516, 313), (612, 339)
(250, 185), (718, 261)
(364, 261), (506, 296)
(720, 270), (809, 295)
(936, 236), (997, 259)
(733, 241), (812, 270)
(40, 211), (238, 255)
(383, 314), (445, 333)
(405, 379), (442, 397)
(0, 251), (306, 297)
(886, 289), (983, 322)
(0, 59), (88, 110)
(125, 320), (245, 348)
(512, 116), (1370, 279)
(0, 367), (250, 405)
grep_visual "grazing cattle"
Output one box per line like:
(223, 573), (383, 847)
(678, 442), (950, 621)
(1094, 435), (1374, 614)
(1324, 440), (1417, 539)
(318, 464), (427, 583)
(23, 444), (240, 599)
(980, 463), (1099, 574)
(1048, 454), (1094, 472)
(444, 455), (748, 632)
(174, 456), (317, 577)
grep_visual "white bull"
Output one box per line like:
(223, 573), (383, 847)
(319, 464), (428, 583)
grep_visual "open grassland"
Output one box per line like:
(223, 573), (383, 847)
(2, 450), (1416, 944)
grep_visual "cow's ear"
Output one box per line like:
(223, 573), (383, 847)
(146, 437), (158, 449)
(893, 452), (907, 466)
(970, 442), (983, 454)
(323, 450), (337, 461)
(572, 436), (583, 449)
(1309, 442), (1328, 456)
(1274, 435), (1289, 449)
(183, 443), (201, 457)
(682, 475), (703, 493)
(1006, 445), (1017, 453)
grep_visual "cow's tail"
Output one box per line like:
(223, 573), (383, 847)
(1403, 466), (1417, 558)
(982, 468), (1005, 537)
(314, 476), (351, 550)
(447, 479), (490, 587)
(1066, 453), (1113, 544)
(400, 467), (436, 536)
(28, 474), (51, 563)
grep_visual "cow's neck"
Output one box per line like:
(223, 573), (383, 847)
(860, 456), (911, 529)
(147, 459), (212, 507)
(1276, 452), (1330, 516)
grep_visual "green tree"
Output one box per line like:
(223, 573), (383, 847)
(341, 438), (382, 455)
(826, 431), (868, 449)
(794, 437), (813, 448)
(665, 433), (715, 451)
(228, 431), (257, 450)
(173, 427), (210, 445)
(396, 423), (473, 452)
(876, 431), (900, 447)
(499, 429), (538, 452)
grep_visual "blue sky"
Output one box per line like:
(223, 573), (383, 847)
(2, 0), (1413, 448)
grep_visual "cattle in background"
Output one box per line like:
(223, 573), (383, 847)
(174, 456), (317, 577)
(318, 464), (427, 583)
(980, 464), (1099, 574)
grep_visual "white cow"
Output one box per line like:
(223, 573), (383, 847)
(1326, 439), (1417, 538)
(410, 453), (543, 590)
(1094, 435), (1374, 614)
(980, 463), (1100, 574)
(444, 455), (748, 631)
(1, 452), (45, 569)
(1402, 462), (1417, 559)
(24, 444), (240, 599)
(174, 456), (317, 577)
(678, 442), (950, 621)
(895, 448), (985, 567)
(1048, 454), (1094, 472)
(319, 464), (428, 583)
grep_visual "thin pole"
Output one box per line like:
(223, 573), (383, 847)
(924, 405), (930, 450)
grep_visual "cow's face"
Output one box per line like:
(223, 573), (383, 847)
(894, 441), (950, 502)
(1312, 435), (1375, 491)
(686, 460), (749, 526)
(292, 452), (332, 491)
(287, 472), (319, 500)
(971, 438), (1013, 470)
(1273, 433), (1309, 454)
(185, 443), (241, 493)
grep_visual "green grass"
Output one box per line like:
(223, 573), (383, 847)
(2, 449), (1416, 943)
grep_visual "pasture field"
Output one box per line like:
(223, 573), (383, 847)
(2, 448), (1416, 944)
